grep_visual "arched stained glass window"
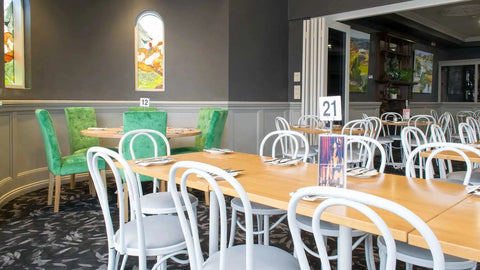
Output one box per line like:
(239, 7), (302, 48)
(135, 10), (164, 91)
(4, 0), (25, 88)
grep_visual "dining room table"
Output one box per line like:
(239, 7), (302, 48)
(116, 151), (480, 268)
(80, 127), (201, 139)
(290, 125), (368, 135)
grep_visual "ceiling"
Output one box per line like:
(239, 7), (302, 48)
(343, 0), (480, 49)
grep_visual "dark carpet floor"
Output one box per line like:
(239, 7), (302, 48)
(0, 156), (476, 269)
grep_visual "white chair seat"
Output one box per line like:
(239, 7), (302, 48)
(296, 214), (368, 237)
(383, 135), (401, 141)
(231, 198), (286, 215)
(141, 192), (199, 214)
(203, 244), (299, 270)
(446, 168), (480, 185)
(378, 237), (476, 269)
(114, 215), (186, 256)
(377, 136), (394, 144)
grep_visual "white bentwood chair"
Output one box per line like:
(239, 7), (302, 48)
(276, 116), (317, 162)
(388, 143), (479, 269)
(294, 135), (386, 270)
(229, 130), (310, 246)
(87, 147), (187, 270)
(119, 129), (198, 215)
(288, 186), (446, 270)
(169, 161), (300, 270)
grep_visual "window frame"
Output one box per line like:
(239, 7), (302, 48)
(4, 0), (25, 89)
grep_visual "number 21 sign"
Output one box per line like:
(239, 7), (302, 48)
(318, 96), (342, 121)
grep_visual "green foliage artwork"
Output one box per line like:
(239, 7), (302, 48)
(413, 50), (433, 94)
(349, 30), (370, 92)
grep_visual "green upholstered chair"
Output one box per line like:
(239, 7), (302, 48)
(171, 108), (228, 155)
(121, 111), (168, 190)
(35, 109), (105, 212)
(64, 107), (99, 155)
(128, 107), (158, 112)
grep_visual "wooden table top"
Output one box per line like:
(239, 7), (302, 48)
(419, 149), (480, 163)
(408, 195), (480, 261)
(121, 152), (470, 245)
(290, 125), (367, 135)
(80, 127), (201, 139)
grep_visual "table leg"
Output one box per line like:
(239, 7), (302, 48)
(338, 225), (352, 270)
(209, 191), (219, 256)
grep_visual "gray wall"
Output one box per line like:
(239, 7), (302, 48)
(0, 0), (290, 102)
(228, 0), (289, 101)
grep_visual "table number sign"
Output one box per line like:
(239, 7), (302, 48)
(318, 135), (346, 188)
(140, 97), (150, 107)
(318, 96), (342, 121)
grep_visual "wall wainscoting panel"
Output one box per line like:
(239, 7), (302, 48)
(0, 100), (292, 208)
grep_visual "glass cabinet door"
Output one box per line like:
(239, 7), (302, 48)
(441, 65), (475, 102)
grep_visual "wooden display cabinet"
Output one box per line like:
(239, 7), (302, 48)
(375, 32), (415, 114)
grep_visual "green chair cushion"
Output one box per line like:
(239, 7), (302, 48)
(122, 111), (168, 182)
(64, 107), (100, 155)
(60, 153), (105, 175)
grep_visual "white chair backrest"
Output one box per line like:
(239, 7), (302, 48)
(87, 147), (149, 269)
(364, 116), (382, 139)
(259, 130), (309, 162)
(361, 113), (369, 119)
(345, 135), (386, 172)
(429, 124), (446, 143)
(466, 116), (480, 140)
(430, 109), (439, 122)
(118, 129), (170, 194)
(298, 115), (323, 128)
(458, 122), (477, 144)
(401, 127), (427, 177)
(288, 186), (445, 270)
(405, 142), (480, 185)
(456, 111), (473, 124)
(275, 116), (290, 131)
(169, 161), (255, 270)
(408, 114), (435, 138)
(380, 112), (403, 137)
(341, 119), (371, 137)
(474, 110), (480, 119)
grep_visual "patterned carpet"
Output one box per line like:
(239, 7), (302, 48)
(0, 161), (476, 269)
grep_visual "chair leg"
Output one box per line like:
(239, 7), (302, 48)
(123, 183), (129, 222)
(160, 181), (166, 192)
(228, 208), (238, 247)
(204, 191), (210, 205)
(101, 169), (106, 190)
(405, 263), (413, 270)
(364, 234), (376, 270)
(70, 174), (76, 189)
(54, 175), (62, 212)
(263, 214), (270, 246)
(47, 172), (55, 205)
(88, 175), (96, 197)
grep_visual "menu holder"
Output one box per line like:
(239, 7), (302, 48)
(318, 135), (346, 188)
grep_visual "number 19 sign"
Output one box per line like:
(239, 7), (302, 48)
(319, 96), (342, 121)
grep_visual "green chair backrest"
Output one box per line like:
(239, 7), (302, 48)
(35, 109), (61, 175)
(64, 107), (99, 154)
(122, 111), (168, 160)
(122, 111), (168, 182)
(194, 108), (228, 149)
(128, 107), (158, 112)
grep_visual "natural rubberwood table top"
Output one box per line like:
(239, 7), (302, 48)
(381, 120), (432, 126)
(121, 152), (470, 246)
(408, 196), (480, 261)
(419, 149), (480, 163)
(80, 127), (201, 139)
(290, 125), (367, 135)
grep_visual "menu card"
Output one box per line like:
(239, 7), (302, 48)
(403, 108), (410, 120)
(318, 135), (346, 188)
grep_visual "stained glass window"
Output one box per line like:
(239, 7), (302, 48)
(135, 11), (164, 91)
(4, 0), (24, 88)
